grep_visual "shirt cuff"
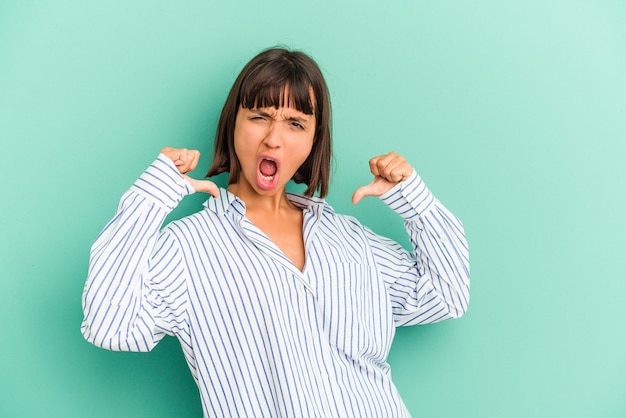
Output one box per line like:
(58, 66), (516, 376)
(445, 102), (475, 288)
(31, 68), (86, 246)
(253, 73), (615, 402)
(130, 153), (195, 210)
(379, 170), (435, 221)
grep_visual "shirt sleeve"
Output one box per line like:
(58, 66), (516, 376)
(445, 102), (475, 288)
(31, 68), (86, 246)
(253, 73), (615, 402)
(81, 154), (195, 351)
(368, 170), (470, 326)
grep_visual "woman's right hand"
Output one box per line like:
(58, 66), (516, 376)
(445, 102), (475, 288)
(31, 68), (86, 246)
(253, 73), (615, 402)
(161, 147), (219, 197)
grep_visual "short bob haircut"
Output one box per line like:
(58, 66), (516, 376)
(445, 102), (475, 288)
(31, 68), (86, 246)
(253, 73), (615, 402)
(206, 47), (332, 198)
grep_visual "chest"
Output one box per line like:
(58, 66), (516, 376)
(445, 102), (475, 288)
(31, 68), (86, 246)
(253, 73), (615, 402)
(178, 213), (394, 361)
(247, 211), (305, 271)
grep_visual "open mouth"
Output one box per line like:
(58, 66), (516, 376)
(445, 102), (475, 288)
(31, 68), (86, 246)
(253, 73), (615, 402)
(259, 158), (277, 179)
(257, 157), (279, 190)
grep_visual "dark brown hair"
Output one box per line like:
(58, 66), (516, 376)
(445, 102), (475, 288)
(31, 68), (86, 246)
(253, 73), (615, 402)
(206, 47), (332, 198)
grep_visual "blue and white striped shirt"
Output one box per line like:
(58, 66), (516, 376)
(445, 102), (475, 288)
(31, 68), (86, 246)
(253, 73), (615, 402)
(81, 154), (469, 417)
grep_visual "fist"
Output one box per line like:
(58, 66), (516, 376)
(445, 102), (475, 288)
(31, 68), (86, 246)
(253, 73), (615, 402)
(161, 147), (200, 175)
(161, 147), (219, 197)
(352, 151), (414, 204)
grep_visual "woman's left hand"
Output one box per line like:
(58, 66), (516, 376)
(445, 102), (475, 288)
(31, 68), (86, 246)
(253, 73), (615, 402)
(352, 151), (414, 204)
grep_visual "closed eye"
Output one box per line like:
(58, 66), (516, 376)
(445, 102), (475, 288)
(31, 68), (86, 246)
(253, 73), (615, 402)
(248, 109), (272, 122)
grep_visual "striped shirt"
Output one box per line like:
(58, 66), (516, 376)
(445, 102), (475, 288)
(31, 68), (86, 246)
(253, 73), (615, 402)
(81, 154), (470, 417)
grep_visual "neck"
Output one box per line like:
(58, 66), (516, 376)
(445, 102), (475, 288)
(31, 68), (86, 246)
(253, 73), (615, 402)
(228, 183), (296, 216)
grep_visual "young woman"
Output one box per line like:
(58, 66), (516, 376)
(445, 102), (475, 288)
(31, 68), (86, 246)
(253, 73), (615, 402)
(81, 47), (470, 417)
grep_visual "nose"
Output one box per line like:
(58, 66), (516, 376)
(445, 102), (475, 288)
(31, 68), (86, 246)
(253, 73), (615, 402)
(263, 121), (282, 148)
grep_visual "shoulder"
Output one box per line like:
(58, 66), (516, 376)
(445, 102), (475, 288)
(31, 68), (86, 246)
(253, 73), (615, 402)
(313, 199), (370, 240)
(162, 207), (227, 241)
(323, 204), (362, 226)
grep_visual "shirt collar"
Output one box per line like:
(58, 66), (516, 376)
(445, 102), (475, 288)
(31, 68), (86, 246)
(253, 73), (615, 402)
(203, 188), (329, 217)
(203, 188), (245, 216)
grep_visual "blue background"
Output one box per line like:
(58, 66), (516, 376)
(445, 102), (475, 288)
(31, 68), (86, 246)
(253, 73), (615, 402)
(1, 1), (625, 416)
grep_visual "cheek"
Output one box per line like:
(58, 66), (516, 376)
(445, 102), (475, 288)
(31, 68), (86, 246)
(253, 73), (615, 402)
(302, 136), (315, 158)
(233, 125), (253, 156)
(291, 144), (314, 171)
(234, 123), (263, 148)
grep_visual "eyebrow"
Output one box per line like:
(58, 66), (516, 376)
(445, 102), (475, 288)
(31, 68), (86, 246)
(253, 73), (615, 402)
(286, 115), (309, 124)
(251, 109), (274, 118)
(250, 109), (311, 124)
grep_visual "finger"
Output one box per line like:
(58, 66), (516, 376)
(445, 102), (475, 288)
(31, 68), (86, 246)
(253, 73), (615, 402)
(379, 153), (404, 180)
(386, 160), (412, 182)
(170, 148), (187, 169)
(352, 181), (379, 204)
(160, 147), (202, 174)
(186, 149), (201, 174)
(369, 152), (396, 177)
(183, 175), (219, 197)
(374, 153), (412, 183)
(371, 151), (404, 178)
(351, 184), (370, 205)
(177, 148), (191, 169)
(161, 146), (179, 163)
(197, 180), (219, 198)
(177, 149), (201, 174)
